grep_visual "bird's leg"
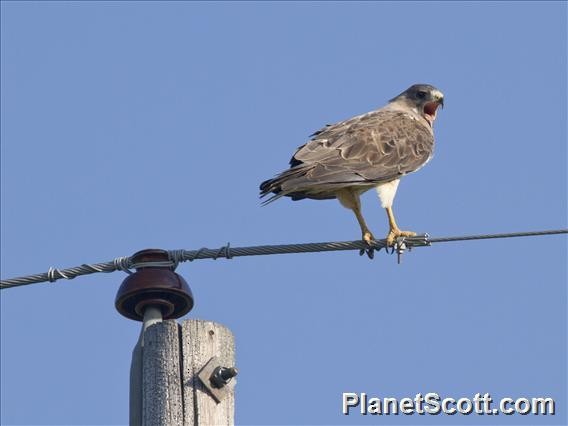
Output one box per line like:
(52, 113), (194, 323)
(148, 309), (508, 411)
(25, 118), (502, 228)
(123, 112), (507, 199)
(353, 205), (375, 245)
(337, 189), (375, 245)
(385, 206), (416, 246)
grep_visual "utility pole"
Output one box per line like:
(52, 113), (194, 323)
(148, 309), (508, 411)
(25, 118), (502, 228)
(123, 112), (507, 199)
(115, 249), (237, 426)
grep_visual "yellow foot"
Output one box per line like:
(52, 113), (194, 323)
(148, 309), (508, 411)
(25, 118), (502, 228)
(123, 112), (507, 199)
(363, 231), (375, 245)
(386, 229), (416, 246)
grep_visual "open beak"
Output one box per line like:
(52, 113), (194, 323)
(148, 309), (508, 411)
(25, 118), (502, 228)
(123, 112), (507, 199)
(423, 95), (444, 124)
(423, 101), (441, 117)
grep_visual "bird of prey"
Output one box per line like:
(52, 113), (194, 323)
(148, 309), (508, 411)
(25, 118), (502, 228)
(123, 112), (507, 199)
(260, 84), (444, 247)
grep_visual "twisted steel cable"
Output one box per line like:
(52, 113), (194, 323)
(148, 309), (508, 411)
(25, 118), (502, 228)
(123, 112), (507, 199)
(1, 229), (566, 289)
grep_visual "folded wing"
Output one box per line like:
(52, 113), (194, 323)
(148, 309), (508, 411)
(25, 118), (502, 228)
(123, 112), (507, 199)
(260, 109), (434, 203)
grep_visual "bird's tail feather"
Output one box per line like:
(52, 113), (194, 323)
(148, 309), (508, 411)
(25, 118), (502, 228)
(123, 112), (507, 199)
(259, 167), (308, 205)
(260, 165), (367, 204)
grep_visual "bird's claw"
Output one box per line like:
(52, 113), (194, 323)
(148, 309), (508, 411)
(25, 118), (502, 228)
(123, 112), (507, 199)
(359, 247), (375, 259)
(359, 248), (375, 259)
(359, 233), (378, 259)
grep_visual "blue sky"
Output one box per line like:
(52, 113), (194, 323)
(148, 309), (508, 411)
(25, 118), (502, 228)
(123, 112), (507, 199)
(1, 1), (566, 425)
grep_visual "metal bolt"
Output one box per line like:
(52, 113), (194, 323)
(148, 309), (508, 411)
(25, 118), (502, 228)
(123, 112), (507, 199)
(210, 366), (238, 388)
(396, 239), (407, 264)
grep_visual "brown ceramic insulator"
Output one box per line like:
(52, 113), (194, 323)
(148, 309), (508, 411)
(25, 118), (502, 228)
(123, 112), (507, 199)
(115, 249), (194, 321)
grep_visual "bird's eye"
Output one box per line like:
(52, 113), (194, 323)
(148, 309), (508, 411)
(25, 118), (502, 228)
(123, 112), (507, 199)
(416, 91), (427, 99)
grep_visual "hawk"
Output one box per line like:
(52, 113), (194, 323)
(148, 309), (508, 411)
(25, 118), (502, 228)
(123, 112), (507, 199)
(260, 84), (444, 247)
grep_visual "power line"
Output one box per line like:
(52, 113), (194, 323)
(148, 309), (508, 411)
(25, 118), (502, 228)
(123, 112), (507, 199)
(1, 229), (566, 290)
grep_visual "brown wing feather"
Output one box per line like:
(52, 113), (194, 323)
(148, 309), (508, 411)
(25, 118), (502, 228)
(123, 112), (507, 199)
(260, 109), (433, 202)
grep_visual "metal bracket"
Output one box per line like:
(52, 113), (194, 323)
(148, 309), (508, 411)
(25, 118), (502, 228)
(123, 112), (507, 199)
(197, 356), (238, 404)
(395, 233), (431, 264)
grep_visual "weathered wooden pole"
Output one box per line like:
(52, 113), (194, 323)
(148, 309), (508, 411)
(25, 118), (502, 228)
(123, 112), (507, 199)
(115, 249), (237, 426)
(182, 320), (236, 425)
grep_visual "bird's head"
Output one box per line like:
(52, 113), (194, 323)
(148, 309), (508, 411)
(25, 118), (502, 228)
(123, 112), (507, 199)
(389, 84), (444, 126)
